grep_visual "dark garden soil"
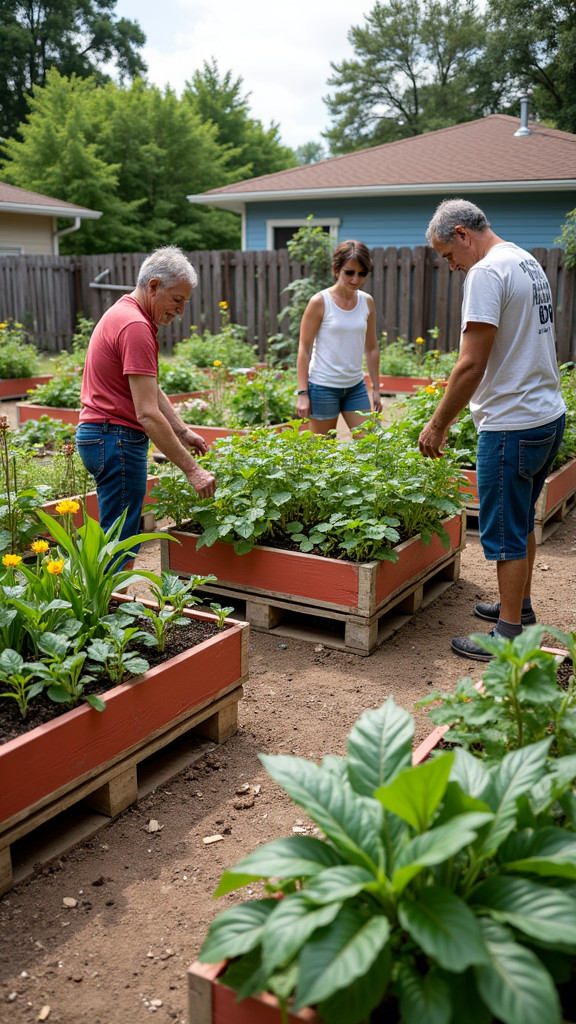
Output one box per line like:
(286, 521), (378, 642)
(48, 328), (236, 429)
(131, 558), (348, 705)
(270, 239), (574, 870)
(0, 618), (224, 744)
(0, 397), (575, 1024)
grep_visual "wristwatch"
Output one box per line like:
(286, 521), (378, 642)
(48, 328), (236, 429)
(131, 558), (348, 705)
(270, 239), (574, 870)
(296, 389), (309, 395)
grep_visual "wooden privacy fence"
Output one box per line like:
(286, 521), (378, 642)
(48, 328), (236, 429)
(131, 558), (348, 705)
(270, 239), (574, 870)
(0, 247), (575, 362)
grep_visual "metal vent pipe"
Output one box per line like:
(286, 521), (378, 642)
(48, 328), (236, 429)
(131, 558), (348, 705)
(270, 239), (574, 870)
(514, 94), (531, 136)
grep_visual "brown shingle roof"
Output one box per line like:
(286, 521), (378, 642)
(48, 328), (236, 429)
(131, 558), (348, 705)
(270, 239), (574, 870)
(0, 181), (100, 217)
(190, 116), (576, 206)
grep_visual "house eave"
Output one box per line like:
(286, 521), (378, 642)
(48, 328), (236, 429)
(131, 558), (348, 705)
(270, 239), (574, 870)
(187, 179), (576, 214)
(0, 202), (102, 219)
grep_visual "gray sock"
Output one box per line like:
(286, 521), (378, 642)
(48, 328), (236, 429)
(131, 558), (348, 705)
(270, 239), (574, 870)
(496, 619), (523, 638)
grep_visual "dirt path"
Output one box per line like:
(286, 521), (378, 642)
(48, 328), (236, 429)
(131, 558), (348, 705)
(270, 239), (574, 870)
(0, 507), (575, 1024)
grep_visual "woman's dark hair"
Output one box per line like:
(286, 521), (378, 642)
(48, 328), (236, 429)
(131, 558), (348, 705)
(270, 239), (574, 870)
(331, 240), (373, 276)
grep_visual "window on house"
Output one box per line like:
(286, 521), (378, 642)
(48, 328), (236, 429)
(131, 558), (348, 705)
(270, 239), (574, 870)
(266, 219), (340, 250)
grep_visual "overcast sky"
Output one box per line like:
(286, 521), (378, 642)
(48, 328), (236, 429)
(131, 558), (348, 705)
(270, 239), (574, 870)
(112, 0), (377, 150)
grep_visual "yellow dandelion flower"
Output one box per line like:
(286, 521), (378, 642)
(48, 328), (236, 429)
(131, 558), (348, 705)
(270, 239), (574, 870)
(219, 301), (228, 310)
(0, 323), (7, 329)
(2, 553), (22, 567)
(424, 385), (437, 394)
(415, 336), (425, 345)
(47, 558), (65, 575)
(213, 360), (222, 368)
(55, 499), (80, 515)
(31, 539), (49, 554)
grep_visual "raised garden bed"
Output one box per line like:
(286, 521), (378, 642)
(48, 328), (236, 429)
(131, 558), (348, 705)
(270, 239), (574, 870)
(16, 391), (212, 428)
(0, 601), (249, 896)
(364, 372), (432, 394)
(160, 514), (465, 655)
(0, 375), (53, 401)
(461, 457), (576, 544)
(40, 475), (160, 531)
(188, 960), (321, 1024)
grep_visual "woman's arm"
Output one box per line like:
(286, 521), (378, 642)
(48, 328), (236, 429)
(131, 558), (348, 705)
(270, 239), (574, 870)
(296, 293), (324, 419)
(364, 296), (382, 413)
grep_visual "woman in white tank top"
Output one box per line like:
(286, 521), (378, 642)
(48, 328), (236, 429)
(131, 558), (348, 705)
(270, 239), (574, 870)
(296, 240), (382, 435)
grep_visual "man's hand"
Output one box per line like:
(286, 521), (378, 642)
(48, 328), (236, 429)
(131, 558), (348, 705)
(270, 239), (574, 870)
(418, 421), (447, 459)
(180, 427), (209, 455)
(187, 466), (216, 499)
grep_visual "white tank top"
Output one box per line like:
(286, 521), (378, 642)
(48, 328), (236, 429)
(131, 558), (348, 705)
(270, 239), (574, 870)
(308, 289), (370, 387)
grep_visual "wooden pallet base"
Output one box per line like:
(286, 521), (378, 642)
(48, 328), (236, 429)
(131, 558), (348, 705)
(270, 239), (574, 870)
(0, 684), (242, 895)
(466, 494), (576, 544)
(190, 551), (461, 656)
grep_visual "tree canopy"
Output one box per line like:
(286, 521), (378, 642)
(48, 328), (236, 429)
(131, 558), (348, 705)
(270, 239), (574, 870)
(183, 59), (297, 180)
(0, 71), (241, 253)
(323, 0), (576, 153)
(0, 0), (146, 141)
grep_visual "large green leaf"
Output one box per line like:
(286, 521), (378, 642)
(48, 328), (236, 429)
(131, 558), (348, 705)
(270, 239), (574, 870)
(375, 753), (454, 832)
(396, 963), (452, 1024)
(469, 876), (576, 946)
(198, 899), (276, 962)
(213, 835), (345, 896)
(529, 754), (576, 815)
(259, 754), (383, 870)
(316, 942), (392, 1024)
(474, 918), (561, 1024)
(260, 892), (342, 974)
(398, 887), (489, 972)
(294, 906), (390, 1010)
(346, 697), (414, 796)
(450, 748), (491, 802)
(300, 865), (378, 904)
(500, 827), (576, 880)
(475, 739), (552, 856)
(393, 813), (494, 893)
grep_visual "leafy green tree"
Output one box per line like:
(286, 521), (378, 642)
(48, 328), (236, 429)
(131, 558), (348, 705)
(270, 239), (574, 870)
(1, 70), (241, 252)
(0, 0), (146, 141)
(183, 58), (297, 180)
(485, 0), (576, 133)
(324, 0), (488, 153)
(295, 141), (327, 165)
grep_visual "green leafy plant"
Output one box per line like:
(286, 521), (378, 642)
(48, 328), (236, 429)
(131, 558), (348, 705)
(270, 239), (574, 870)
(0, 417), (50, 554)
(418, 626), (576, 761)
(199, 696), (576, 1024)
(29, 369), (82, 408)
(131, 570), (217, 652)
(209, 602), (235, 629)
(157, 360), (212, 394)
(148, 418), (465, 560)
(26, 631), (103, 710)
(273, 217), (333, 363)
(174, 302), (257, 369)
(379, 330), (458, 378)
(7, 414), (76, 453)
(85, 622), (153, 686)
(0, 648), (44, 718)
(0, 319), (40, 378)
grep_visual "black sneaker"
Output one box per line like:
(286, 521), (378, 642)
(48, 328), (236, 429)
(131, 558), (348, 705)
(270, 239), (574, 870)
(451, 631), (496, 662)
(474, 601), (536, 625)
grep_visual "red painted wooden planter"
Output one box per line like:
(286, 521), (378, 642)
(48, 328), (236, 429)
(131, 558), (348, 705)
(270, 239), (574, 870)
(16, 402), (80, 427)
(0, 375), (53, 400)
(40, 475), (159, 530)
(162, 515), (464, 618)
(188, 961), (321, 1024)
(167, 389), (212, 404)
(365, 373), (432, 394)
(461, 458), (576, 541)
(0, 604), (249, 893)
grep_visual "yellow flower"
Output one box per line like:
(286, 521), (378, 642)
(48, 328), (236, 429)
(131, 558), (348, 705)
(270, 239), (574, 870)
(14, 323), (23, 328)
(55, 499), (80, 515)
(424, 385), (437, 394)
(2, 553), (22, 567)
(31, 539), (49, 554)
(213, 360), (222, 368)
(415, 336), (425, 345)
(219, 301), (228, 310)
(0, 323), (6, 329)
(47, 558), (65, 575)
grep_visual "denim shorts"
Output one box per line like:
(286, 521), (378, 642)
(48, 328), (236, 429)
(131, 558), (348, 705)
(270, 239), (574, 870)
(307, 379), (370, 420)
(76, 422), (150, 553)
(477, 414), (565, 560)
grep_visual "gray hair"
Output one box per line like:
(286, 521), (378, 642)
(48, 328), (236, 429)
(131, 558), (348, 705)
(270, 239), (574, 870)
(137, 245), (198, 290)
(426, 199), (490, 244)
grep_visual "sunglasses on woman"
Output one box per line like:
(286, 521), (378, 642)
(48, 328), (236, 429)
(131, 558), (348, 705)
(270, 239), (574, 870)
(343, 269), (368, 277)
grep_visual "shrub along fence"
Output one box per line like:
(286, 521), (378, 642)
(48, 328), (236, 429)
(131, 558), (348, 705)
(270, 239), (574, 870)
(0, 246), (574, 363)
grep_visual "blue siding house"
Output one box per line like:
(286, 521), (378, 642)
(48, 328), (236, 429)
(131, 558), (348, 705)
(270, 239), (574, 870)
(187, 114), (576, 253)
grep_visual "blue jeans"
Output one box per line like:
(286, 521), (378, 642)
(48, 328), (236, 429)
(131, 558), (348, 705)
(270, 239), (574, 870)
(76, 422), (150, 558)
(308, 379), (370, 419)
(477, 414), (565, 560)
